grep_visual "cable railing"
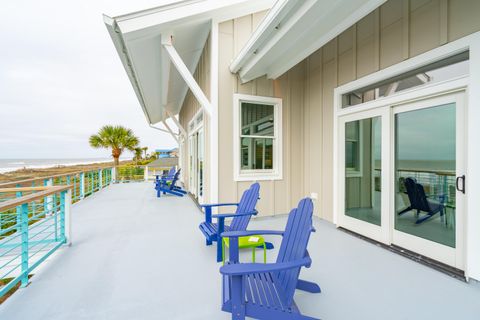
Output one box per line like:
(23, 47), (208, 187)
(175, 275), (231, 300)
(116, 164), (173, 182)
(0, 185), (71, 298)
(0, 167), (113, 299)
(374, 167), (456, 207)
(0, 167), (113, 204)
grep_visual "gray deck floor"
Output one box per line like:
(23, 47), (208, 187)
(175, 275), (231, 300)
(1, 182), (480, 320)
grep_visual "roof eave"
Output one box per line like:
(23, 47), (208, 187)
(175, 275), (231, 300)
(103, 14), (155, 125)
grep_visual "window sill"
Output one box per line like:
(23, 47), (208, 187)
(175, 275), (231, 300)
(234, 172), (283, 182)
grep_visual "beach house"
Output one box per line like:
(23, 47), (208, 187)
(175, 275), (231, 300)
(104, 0), (480, 280)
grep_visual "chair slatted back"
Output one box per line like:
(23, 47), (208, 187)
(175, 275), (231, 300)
(169, 169), (181, 190)
(229, 183), (260, 231)
(404, 177), (431, 212)
(274, 198), (314, 307)
(167, 167), (176, 177)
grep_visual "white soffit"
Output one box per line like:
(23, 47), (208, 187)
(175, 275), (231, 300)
(104, 0), (274, 125)
(231, 0), (387, 83)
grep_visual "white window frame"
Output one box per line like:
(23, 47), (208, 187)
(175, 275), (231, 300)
(233, 94), (283, 181)
(332, 31), (480, 281)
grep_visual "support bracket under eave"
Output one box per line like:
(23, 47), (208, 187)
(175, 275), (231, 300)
(161, 120), (180, 144)
(166, 110), (187, 137)
(162, 40), (213, 117)
(150, 124), (179, 144)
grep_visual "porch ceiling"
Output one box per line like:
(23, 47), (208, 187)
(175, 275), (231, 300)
(230, 0), (387, 83)
(104, 0), (274, 125)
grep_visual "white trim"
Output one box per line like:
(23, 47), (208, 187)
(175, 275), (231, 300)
(231, 0), (386, 83)
(209, 20), (219, 204)
(333, 31), (480, 280)
(166, 110), (187, 137)
(162, 40), (213, 116)
(161, 120), (179, 144)
(266, 0), (385, 80)
(233, 94), (283, 181)
(149, 124), (178, 135)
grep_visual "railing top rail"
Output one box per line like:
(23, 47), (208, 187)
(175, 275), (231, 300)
(0, 186), (52, 193)
(0, 166), (114, 188)
(0, 185), (72, 212)
(374, 167), (455, 176)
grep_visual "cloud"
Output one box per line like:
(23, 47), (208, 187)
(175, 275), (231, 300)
(0, 0), (180, 159)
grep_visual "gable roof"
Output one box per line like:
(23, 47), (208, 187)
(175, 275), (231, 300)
(104, 0), (274, 125)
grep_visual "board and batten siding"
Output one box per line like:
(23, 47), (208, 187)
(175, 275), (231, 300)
(179, 35), (211, 201)
(216, 0), (480, 221)
(218, 10), (307, 217)
(309, 0), (480, 221)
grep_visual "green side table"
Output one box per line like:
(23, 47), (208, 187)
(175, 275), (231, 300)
(222, 235), (267, 265)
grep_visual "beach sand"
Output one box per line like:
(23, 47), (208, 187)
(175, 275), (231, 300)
(0, 160), (131, 184)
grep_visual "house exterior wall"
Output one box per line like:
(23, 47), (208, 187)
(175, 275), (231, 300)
(215, 0), (480, 221)
(179, 35), (211, 201)
(218, 11), (309, 217)
(308, 0), (480, 222)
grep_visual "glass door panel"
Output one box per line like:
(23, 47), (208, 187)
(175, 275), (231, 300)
(345, 116), (382, 226)
(394, 103), (456, 247)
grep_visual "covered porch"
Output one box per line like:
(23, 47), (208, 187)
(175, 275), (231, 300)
(0, 182), (479, 319)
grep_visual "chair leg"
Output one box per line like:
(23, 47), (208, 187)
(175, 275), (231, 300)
(217, 239), (223, 262)
(206, 239), (212, 246)
(263, 243), (267, 263)
(296, 279), (321, 293)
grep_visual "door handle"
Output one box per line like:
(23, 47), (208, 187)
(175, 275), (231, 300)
(456, 175), (465, 194)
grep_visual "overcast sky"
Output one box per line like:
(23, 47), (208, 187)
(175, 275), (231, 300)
(0, 0), (180, 159)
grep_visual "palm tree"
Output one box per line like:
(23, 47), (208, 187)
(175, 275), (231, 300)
(133, 147), (143, 164)
(142, 147), (148, 159)
(89, 125), (140, 170)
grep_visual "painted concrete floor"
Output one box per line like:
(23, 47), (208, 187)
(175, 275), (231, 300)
(1, 182), (479, 320)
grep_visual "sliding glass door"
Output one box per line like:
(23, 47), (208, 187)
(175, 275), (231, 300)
(338, 92), (465, 269)
(338, 108), (390, 243)
(392, 93), (465, 268)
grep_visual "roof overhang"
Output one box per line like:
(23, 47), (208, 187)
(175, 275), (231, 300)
(230, 0), (387, 83)
(104, 0), (274, 125)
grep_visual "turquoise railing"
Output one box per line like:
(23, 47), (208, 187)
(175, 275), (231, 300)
(0, 167), (113, 298)
(0, 167), (113, 204)
(0, 185), (71, 298)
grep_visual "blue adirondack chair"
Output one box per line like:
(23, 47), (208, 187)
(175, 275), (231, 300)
(398, 177), (446, 225)
(199, 183), (270, 262)
(220, 198), (321, 320)
(155, 169), (187, 197)
(154, 166), (176, 188)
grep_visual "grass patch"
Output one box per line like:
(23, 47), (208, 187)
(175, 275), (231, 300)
(0, 275), (33, 305)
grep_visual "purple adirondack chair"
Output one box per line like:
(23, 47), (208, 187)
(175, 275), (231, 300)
(220, 198), (321, 320)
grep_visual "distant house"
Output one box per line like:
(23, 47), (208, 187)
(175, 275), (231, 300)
(155, 148), (178, 158)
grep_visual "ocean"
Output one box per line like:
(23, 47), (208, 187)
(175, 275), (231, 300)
(0, 158), (116, 174)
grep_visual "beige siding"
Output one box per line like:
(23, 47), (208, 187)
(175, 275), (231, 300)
(218, 11), (308, 217)
(184, 0), (480, 220)
(301, 0), (480, 221)
(179, 35), (211, 200)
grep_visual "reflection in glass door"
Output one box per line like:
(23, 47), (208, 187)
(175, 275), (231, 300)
(395, 104), (456, 247)
(345, 117), (382, 226)
(392, 93), (465, 268)
(339, 109), (389, 244)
